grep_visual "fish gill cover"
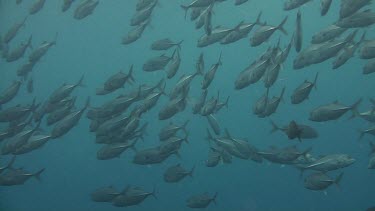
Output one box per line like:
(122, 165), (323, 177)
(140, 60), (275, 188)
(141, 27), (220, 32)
(0, 0), (374, 210)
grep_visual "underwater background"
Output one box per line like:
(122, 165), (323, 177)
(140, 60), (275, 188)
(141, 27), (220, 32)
(0, 0), (374, 210)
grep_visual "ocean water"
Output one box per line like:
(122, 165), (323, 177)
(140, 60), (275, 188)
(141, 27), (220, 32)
(0, 0), (374, 211)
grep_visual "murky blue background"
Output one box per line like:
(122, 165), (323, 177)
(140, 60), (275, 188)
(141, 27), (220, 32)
(0, 0), (374, 210)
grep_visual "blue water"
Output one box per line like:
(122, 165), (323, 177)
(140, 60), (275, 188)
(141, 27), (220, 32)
(0, 0), (374, 210)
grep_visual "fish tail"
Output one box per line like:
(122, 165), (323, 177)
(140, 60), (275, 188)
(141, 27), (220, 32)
(334, 172), (344, 188)
(350, 98), (362, 115)
(255, 11), (262, 25)
(277, 16), (288, 35)
(183, 130), (189, 144)
(177, 40), (184, 50)
(344, 30), (358, 44)
(151, 186), (157, 199)
(180, 5), (189, 19)
(224, 96), (230, 109)
(128, 64), (135, 83)
(155, 78), (166, 91)
(212, 192), (218, 205)
(27, 35), (33, 49)
(313, 72), (319, 90)
(188, 165), (195, 177)
(279, 87), (286, 101)
(34, 168), (45, 182)
(269, 120), (279, 133)
(77, 75), (85, 87)
(84, 97), (91, 110)
(358, 129), (366, 140)
(217, 51), (222, 66)
(181, 120), (190, 135)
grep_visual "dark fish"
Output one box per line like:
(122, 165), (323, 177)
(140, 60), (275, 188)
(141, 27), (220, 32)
(112, 186), (156, 207)
(291, 72), (318, 104)
(202, 52), (222, 89)
(363, 59), (375, 75)
(91, 186), (122, 202)
(62, 0), (75, 12)
(250, 16), (288, 47)
(29, 34), (57, 63)
(339, 0), (372, 19)
(3, 17), (27, 44)
(163, 164), (194, 183)
(74, 0), (99, 20)
(6, 35), (32, 62)
(336, 9), (375, 28)
(27, 78), (33, 93)
(309, 99), (362, 122)
(284, 0), (312, 10)
(143, 53), (174, 72)
(122, 19), (150, 45)
(311, 24), (347, 44)
(270, 120), (318, 140)
(151, 39), (183, 51)
(0, 81), (22, 108)
(131, 0), (157, 26)
(0, 167), (45, 186)
(320, 0), (332, 16)
(29, 0), (45, 15)
(304, 172), (343, 190)
(187, 192), (217, 208)
(295, 10), (302, 53)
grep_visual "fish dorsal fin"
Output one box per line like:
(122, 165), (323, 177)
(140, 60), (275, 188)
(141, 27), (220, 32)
(223, 128), (232, 139)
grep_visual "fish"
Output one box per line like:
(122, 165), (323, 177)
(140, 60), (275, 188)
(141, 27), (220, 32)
(291, 72), (318, 104)
(259, 145), (312, 164)
(262, 87), (285, 117)
(333, 32), (366, 69)
(295, 10), (302, 53)
(97, 141), (136, 160)
(298, 154), (355, 172)
(196, 52), (205, 75)
(91, 186), (123, 202)
(294, 31), (357, 69)
(62, 0), (75, 12)
(263, 63), (281, 88)
(27, 78), (33, 93)
(163, 164), (194, 183)
(304, 172), (343, 190)
(6, 35), (32, 62)
(204, 4), (214, 35)
(336, 9), (375, 28)
(3, 16), (27, 44)
(181, 0), (216, 18)
(112, 186), (156, 207)
(311, 24), (347, 44)
(17, 61), (37, 78)
(207, 114), (220, 135)
(206, 147), (222, 167)
(190, 7), (205, 21)
(13, 134), (51, 155)
(136, 0), (156, 11)
(235, 0), (248, 5)
(0, 167), (45, 186)
(224, 129), (262, 162)
(253, 89), (269, 116)
(202, 52), (222, 89)
(131, 0), (157, 26)
(97, 65), (135, 94)
(363, 59), (375, 75)
(360, 39), (375, 59)
(143, 52), (174, 72)
(159, 121), (189, 141)
(320, 0), (332, 16)
(50, 97), (90, 139)
(151, 39), (183, 51)
(339, 0), (372, 19)
(0, 81), (22, 108)
(270, 120), (318, 140)
(29, 0), (45, 15)
(74, 0), (99, 20)
(29, 34), (57, 63)
(49, 75), (84, 104)
(122, 19), (150, 45)
(284, 0), (312, 11)
(166, 48), (181, 79)
(250, 16), (288, 47)
(187, 192), (217, 208)
(309, 99), (362, 122)
(359, 126), (375, 140)
(221, 13), (261, 45)
(0, 99), (38, 122)
(192, 90), (208, 114)
(201, 92), (220, 116)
